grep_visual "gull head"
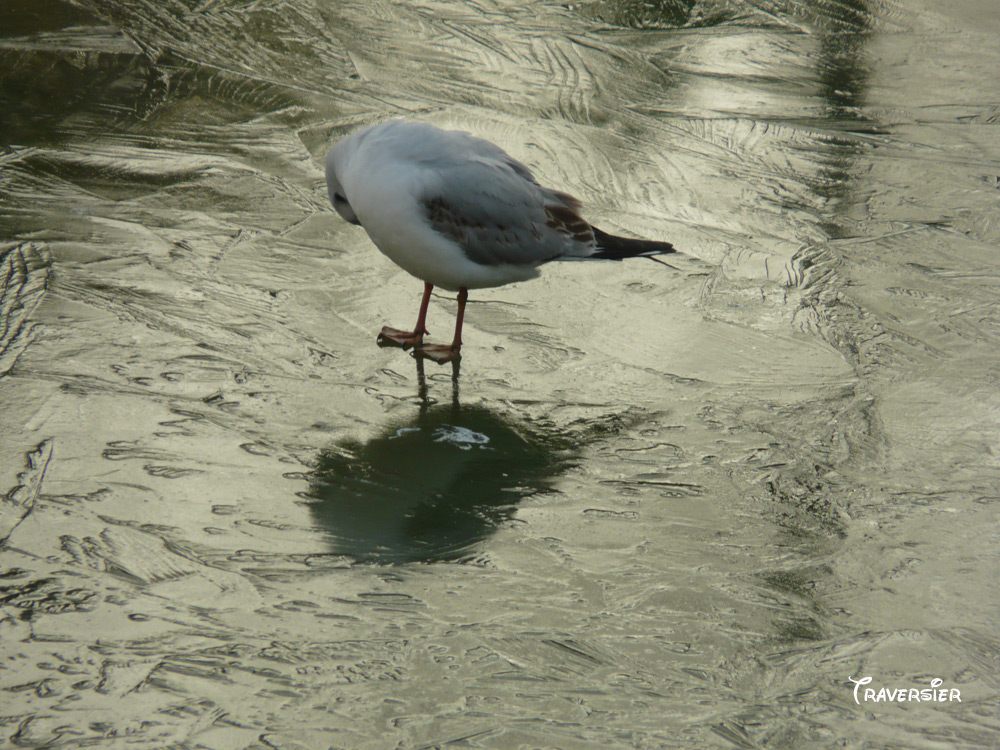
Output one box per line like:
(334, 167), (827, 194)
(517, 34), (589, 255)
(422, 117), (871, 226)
(325, 144), (361, 226)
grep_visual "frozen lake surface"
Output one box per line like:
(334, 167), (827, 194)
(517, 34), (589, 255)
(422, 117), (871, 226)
(1, 0), (998, 747)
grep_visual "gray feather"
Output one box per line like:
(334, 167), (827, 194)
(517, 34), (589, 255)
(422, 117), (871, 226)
(408, 131), (595, 267)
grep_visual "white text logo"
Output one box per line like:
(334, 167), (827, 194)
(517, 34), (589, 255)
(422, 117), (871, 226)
(848, 676), (961, 704)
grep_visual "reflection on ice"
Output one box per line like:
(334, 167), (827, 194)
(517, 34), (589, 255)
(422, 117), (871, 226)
(307, 397), (571, 564)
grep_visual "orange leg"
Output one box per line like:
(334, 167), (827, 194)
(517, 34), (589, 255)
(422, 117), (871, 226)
(378, 281), (433, 349)
(414, 287), (467, 364)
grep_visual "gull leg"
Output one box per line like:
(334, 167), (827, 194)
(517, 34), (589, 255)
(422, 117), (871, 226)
(378, 281), (432, 349)
(414, 288), (467, 364)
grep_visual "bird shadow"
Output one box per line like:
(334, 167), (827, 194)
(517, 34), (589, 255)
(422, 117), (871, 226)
(304, 359), (574, 564)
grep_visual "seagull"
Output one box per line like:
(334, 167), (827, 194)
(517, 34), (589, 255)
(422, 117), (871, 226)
(325, 120), (675, 363)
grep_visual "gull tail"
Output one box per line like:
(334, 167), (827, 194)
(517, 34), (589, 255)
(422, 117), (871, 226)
(589, 226), (675, 260)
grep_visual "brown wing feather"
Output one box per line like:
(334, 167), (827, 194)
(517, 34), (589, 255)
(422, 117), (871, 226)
(543, 203), (595, 245)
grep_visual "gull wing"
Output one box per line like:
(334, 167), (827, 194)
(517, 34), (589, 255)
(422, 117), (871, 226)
(416, 146), (595, 267)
